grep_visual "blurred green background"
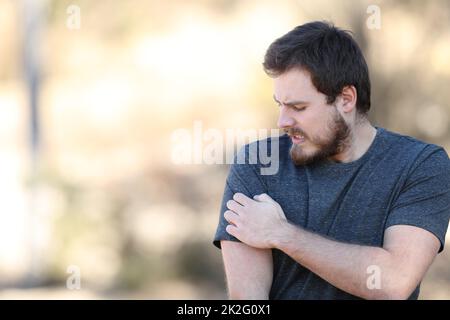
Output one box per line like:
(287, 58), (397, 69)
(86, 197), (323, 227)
(0, 0), (449, 299)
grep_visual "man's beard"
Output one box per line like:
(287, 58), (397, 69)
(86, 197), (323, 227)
(286, 109), (351, 166)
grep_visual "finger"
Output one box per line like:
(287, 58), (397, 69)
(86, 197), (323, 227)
(226, 224), (239, 237)
(233, 193), (253, 206)
(253, 193), (275, 203)
(226, 199), (243, 213)
(224, 210), (240, 226)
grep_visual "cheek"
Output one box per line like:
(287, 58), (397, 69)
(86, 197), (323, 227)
(302, 111), (321, 132)
(306, 112), (333, 140)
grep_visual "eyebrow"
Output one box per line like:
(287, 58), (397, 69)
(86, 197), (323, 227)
(273, 95), (309, 106)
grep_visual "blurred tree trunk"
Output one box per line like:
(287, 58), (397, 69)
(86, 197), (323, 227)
(22, 0), (44, 287)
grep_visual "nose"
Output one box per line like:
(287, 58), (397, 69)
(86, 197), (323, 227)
(277, 105), (296, 129)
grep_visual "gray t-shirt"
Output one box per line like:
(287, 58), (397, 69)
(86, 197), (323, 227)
(213, 127), (450, 300)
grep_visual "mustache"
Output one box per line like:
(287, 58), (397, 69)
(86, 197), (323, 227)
(284, 127), (307, 138)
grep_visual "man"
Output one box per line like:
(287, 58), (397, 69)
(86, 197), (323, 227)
(213, 21), (450, 300)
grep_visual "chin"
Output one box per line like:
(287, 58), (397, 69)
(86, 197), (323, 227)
(290, 149), (314, 165)
(290, 145), (327, 166)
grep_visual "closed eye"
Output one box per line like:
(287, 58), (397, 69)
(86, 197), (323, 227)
(275, 103), (307, 111)
(273, 95), (309, 111)
(292, 106), (307, 112)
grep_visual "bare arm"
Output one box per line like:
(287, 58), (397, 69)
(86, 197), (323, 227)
(271, 224), (440, 299)
(224, 193), (442, 300)
(221, 240), (273, 299)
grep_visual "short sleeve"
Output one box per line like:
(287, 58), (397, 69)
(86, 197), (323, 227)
(385, 146), (450, 253)
(213, 145), (268, 249)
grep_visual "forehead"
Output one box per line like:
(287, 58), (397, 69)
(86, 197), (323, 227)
(273, 68), (321, 102)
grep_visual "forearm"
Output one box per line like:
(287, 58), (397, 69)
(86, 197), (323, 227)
(221, 241), (273, 299)
(226, 267), (272, 300)
(271, 222), (409, 299)
(224, 193), (439, 299)
(227, 277), (271, 300)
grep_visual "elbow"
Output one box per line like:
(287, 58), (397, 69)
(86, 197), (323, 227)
(382, 286), (413, 300)
(228, 290), (245, 300)
(368, 283), (414, 300)
(228, 288), (269, 300)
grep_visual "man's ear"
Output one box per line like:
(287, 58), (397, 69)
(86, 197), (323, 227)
(339, 85), (357, 113)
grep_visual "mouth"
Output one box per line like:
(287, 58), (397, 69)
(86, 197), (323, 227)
(290, 134), (306, 144)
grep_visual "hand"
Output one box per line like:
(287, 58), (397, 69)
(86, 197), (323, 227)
(224, 193), (288, 249)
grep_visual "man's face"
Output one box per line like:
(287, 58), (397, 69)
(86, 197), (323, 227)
(273, 68), (351, 165)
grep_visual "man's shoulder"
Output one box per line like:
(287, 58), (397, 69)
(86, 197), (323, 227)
(379, 127), (449, 169)
(380, 127), (446, 157)
(231, 135), (291, 176)
(241, 134), (291, 149)
(235, 135), (291, 162)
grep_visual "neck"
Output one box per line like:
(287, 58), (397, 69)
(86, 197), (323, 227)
(330, 121), (377, 163)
